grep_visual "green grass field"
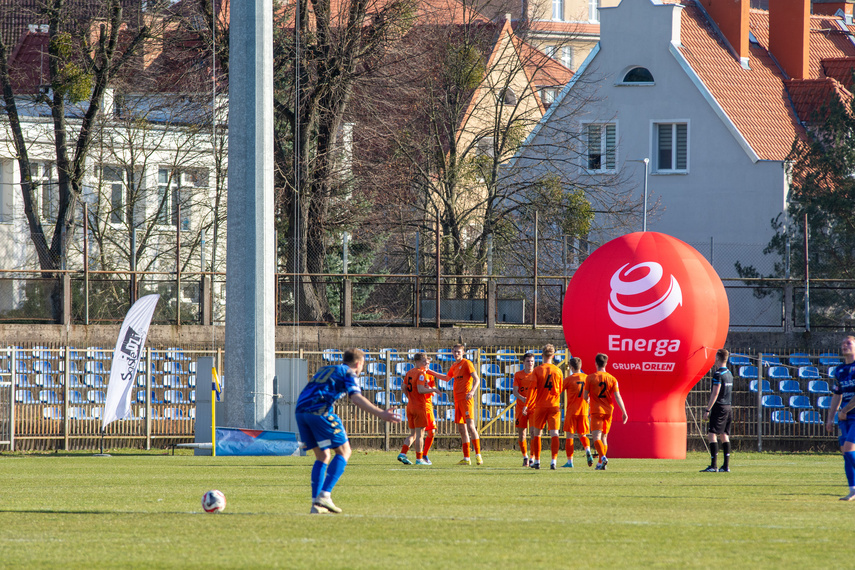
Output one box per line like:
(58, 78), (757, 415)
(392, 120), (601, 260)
(2, 449), (854, 568)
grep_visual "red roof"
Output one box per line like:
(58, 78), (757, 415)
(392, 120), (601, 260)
(6, 31), (49, 94)
(785, 77), (853, 123)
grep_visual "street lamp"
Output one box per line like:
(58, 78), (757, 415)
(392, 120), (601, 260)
(627, 158), (650, 232)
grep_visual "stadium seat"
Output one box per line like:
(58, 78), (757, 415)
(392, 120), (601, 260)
(761, 355), (781, 366)
(189, 407), (196, 420)
(379, 348), (404, 362)
(67, 348), (83, 360)
(167, 347), (187, 361)
(788, 395), (812, 409)
(798, 366), (821, 380)
(817, 396), (833, 410)
(401, 393), (409, 404)
(85, 361), (105, 374)
(771, 410), (795, 423)
(799, 410), (823, 424)
(322, 349), (343, 362)
(495, 378), (513, 391)
(808, 380), (832, 395)
(136, 390), (147, 404)
(188, 375), (196, 388)
(465, 349), (485, 363)
(86, 347), (106, 360)
(828, 366), (839, 378)
(435, 349), (454, 362)
(88, 390), (106, 404)
(34, 374), (59, 388)
(768, 366), (791, 380)
(480, 378), (491, 391)
(407, 348), (423, 360)
(90, 407), (103, 420)
(496, 349), (518, 364)
(367, 362), (386, 376)
(778, 379), (802, 393)
(748, 379), (771, 393)
(15, 360), (29, 373)
(69, 390), (87, 404)
(499, 408), (514, 422)
(69, 407), (87, 420)
(190, 390), (196, 403)
(761, 395), (784, 408)
(164, 407), (186, 420)
(15, 390), (36, 404)
(389, 376), (404, 391)
(164, 390), (187, 404)
(374, 392), (402, 406)
(740, 366), (759, 380)
(42, 406), (62, 420)
(481, 393), (504, 406)
(38, 390), (60, 404)
(433, 392), (451, 406)
(32, 360), (52, 373)
(481, 363), (502, 377)
(437, 379), (452, 391)
(163, 375), (185, 389)
(445, 408), (456, 421)
(188, 361), (196, 373)
(84, 374), (105, 388)
(819, 353), (843, 366)
(788, 353), (811, 367)
(361, 377), (380, 391)
(428, 363), (444, 375)
(67, 360), (82, 374)
(481, 408), (492, 422)
(15, 374), (33, 388)
(395, 362), (414, 376)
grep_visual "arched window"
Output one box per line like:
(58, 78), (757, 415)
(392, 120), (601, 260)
(622, 67), (654, 84)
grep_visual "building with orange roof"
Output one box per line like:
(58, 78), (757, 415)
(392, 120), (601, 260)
(513, 0), (855, 328)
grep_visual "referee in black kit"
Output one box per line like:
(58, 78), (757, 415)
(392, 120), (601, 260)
(701, 349), (733, 473)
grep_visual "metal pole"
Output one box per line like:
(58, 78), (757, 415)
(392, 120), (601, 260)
(642, 158), (649, 232)
(130, 228), (137, 305)
(533, 210), (538, 329)
(343, 231), (349, 275)
(757, 353), (764, 452)
(804, 212), (810, 332)
(487, 233), (493, 275)
(176, 201), (181, 326)
(83, 203), (89, 325)
(436, 216), (441, 329)
(414, 231), (420, 275)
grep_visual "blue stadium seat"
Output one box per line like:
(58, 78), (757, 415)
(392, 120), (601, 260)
(800, 410), (823, 424)
(86, 347), (106, 361)
(729, 354), (751, 366)
(761, 395), (784, 408)
(481, 363), (502, 377)
(67, 348), (84, 360)
(359, 350), (375, 362)
(32, 360), (52, 373)
(39, 390), (60, 404)
(495, 378), (513, 391)
(390, 376), (404, 391)
(15, 374), (33, 388)
(84, 374), (105, 388)
(481, 393), (504, 406)
(190, 390), (196, 403)
(395, 362), (414, 376)
(367, 362), (386, 376)
(163, 375), (185, 389)
(819, 353), (843, 366)
(768, 366), (791, 380)
(69, 390), (87, 404)
(437, 379), (452, 391)
(778, 379), (802, 393)
(361, 376), (381, 390)
(15, 360), (29, 373)
(90, 407), (103, 421)
(322, 349), (342, 362)
(445, 408), (456, 421)
(166, 347), (187, 361)
(808, 380), (832, 395)
(798, 366), (821, 380)
(481, 408), (492, 422)
(43, 406), (62, 420)
(465, 349), (485, 363)
(136, 390), (147, 404)
(788, 395), (812, 409)
(15, 390), (36, 404)
(67, 360), (82, 374)
(788, 353), (811, 367)
(164, 390), (187, 404)
(771, 410), (795, 423)
(374, 392), (402, 407)
(69, 407), (87, 420)
(496, 349), (518, 364)
(435, 349), (454, 362)
(740, 366), (759, 379)
(433, 392), (451, 406)
(428, 363), (444, 375)
(34, 374), (59, 388)
(379, 348), (404, 362)
(761, 355), (781, 366)
(188, 375), (196, 388)
(401, 393), (409, 405)
(499, 408), (514, 422)
(85, 361), (105, 374)
(188, 361), (196, 373)
(748, 379), (771, 392)
(817, 396), (833, 410)
(407, 348), (423, 360)
(480, 378), (491, 391)
(829, 366), (839, 378)
(164, 407), (187, 420)
(88, 390), (106, 404)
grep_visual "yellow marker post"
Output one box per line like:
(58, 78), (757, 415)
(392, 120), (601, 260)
(211, 367), (221, 457)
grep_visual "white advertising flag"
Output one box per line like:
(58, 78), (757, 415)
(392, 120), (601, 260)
(102, 294), (159, 430)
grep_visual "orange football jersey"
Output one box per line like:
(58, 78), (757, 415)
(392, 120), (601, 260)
(404, 368), (435, 413)
(449, 359), (476, 397)
(586, 370), (620, 416)
(513, 370), (535, 406)
(564, 372), (589, 416)
(532, 363), (563, 409)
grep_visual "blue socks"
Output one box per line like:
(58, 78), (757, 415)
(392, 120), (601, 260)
(311, 460), (328, 499)
(321, 455), (348, 495)
(844, 451), (855, 487)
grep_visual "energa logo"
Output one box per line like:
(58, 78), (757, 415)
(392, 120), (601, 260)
(607, 262), (682, 329)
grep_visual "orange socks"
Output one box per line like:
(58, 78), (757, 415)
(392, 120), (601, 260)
(416, 452), (423, 459)
(580, 435), (590, 449)
(566, 439), (574, 459)
(550, 436), (560, 460)
(462, 442), (470, 459)
(424, 432), (434, 456)
(401, 444), (409, 455)
(532, 436), (541, 460)
(594, 439), (606, 458)
(519, 439), (528, 457)
(473, 439), (481, 455)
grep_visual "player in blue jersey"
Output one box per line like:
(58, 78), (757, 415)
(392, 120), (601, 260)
(296, 348), (401, 514)
(826, 336), (855, 501)
(701, 349), (733, 473)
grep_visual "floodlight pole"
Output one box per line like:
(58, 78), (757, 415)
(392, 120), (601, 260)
(627, 158), (649, 231)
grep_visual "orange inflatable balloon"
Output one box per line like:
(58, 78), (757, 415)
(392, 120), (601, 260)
(562, 232), (729, 459)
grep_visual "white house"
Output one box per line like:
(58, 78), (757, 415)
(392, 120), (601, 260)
(513, 0), (855, 329)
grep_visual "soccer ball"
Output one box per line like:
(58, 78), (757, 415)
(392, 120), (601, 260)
(202, 489), (226, 513)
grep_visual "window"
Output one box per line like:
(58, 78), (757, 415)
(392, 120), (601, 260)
(158, 168), (207, 229)
(101, 166), (126, 225)
(157, 169), (177, 226)
(32, 162), (58, 222)
(552, 0), (564, 20)
(589, 0), (599, 22)
(561, 47), (574, 70)
(544, 45), (556, 59)
(622, 67), (654, 84)
(496, 87), (517, 106)
(654, 123), (688, 172)
(586, 123), (616, 172)
(0, 161), (10, 223)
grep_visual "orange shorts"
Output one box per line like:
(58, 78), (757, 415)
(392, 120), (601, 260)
(514, 404), (530, 429)
(590, 413), (612, 434)
(454, 395), (474, 424)
(531, 406), (561, 431)
(407, 407), (435, 430)
(563, 413), (590, 436)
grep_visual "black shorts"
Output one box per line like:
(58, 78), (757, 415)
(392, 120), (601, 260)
(708, 405), (732, 435)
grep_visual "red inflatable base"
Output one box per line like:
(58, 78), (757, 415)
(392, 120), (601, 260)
(599, 420), (689, 459)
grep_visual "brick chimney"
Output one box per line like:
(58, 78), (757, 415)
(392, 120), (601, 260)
(703, 0), (750, 67)
(769, 0), (810, 80)
(812, 0), (853, 18)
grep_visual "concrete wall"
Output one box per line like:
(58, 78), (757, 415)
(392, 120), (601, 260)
(0, 323), (847, 353)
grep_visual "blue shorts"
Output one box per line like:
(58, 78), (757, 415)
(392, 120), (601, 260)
(296, 411), (348, 451)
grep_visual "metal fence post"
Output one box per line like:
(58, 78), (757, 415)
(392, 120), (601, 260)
(533, 211), (538, 330)
(757, 353), (764, 452)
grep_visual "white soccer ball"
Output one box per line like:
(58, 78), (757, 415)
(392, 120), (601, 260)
(202, 489), (226, 513)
